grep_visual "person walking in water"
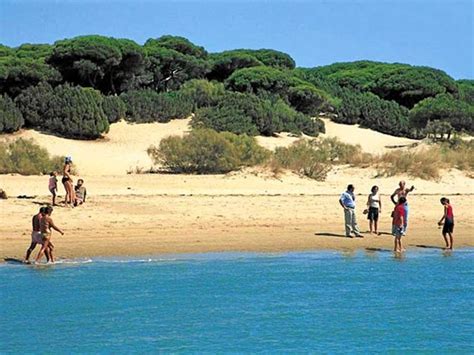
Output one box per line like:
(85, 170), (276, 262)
(390, 181), (414, 235)
(24, 207), (53, 263)
(438, 197), (454, 250)
(392, 197), (406, 253)
(35, 206), (64, 263)
(366, 185), (382, 235)
(339, 184), (362, 238)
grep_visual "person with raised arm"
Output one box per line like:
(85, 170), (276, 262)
(390, 181), (414, 235)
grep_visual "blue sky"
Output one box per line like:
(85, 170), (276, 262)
(1, 0), (472, 79)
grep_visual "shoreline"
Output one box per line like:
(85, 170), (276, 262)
(4, 246), (474, 265)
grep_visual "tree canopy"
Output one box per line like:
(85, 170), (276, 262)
(0, 35), (472, 140)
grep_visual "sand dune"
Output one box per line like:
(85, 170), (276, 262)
(2, 117), (421, 176)
(1, 119), (191, 175)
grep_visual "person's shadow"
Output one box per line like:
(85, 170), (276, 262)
(314, 232), (348, 238)
(411, 244), (446, 250)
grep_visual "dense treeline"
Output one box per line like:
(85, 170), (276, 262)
(1, 35), (472, 139)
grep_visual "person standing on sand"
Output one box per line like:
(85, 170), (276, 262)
(49, 171), (58, 206)
(339, 184), (363, 238)
(438, 197), (454, 250)
(392, 197), (406, 253)
(366, 185), (382, 235)
(390, 181), (414, 235)
(62, 157), (75, 206)
(24, 207), (53, 263)
(35, 206), (64, 264)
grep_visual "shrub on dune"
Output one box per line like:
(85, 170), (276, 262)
(147, 129), (270, 174)
(0, 138), (65, 175)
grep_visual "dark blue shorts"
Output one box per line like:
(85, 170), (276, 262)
(367, 207), (379, 221)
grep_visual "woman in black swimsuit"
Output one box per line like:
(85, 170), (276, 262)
(62, 157), (75, 206)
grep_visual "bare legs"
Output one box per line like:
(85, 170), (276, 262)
(51, 190), (57, 206)
(443, 232), (454, 250)
(63, 181), (75, 206)
(369, 220), (379, 234)
(393, 236), (403, 253)
(35, 239), (51, 263)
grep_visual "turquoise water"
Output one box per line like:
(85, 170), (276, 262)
(1, 249), (473, 353)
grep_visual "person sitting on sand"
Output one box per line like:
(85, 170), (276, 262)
(392, 196), (406, 253)
(24, 207), (53, 263)
(49, 171), (58, 206)
(366, 185), (382, 235)
(339, 184), (363, 238)
(390, 181), (414, 235)
(74, 179), (87, 206)
(438, 197), (454, 250)
(62, 157), (75, 207)
(35, 206), (64, 264)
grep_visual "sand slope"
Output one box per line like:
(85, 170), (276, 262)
(1, 119), (190, 175)
(1, 117), (421, 176)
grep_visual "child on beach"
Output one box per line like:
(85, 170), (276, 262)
(392, 197), (406, 253)
(74, 179), (87, 206)
(49, 171), (58, 206)
(438, 197), (454, 250)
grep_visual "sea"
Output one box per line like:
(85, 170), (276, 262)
(1, 249), (473, 353)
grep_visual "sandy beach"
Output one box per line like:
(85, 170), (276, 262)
(1, 170), (473, 260)
(1, 119), (473, 260)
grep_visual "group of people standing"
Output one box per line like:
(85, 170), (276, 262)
(48, 157), (87, 207)
(339, 180), (455, 252)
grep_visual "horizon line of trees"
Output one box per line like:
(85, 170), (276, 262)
(1, 35), (473, 139)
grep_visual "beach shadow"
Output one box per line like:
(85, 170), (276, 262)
(4, 258), (24, 264)
(412, 244), (446, 250)
(314, 232), (348, 238)
(365, 247), (392, 253)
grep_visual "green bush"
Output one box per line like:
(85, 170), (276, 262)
(225, 66), (294, 96)
(192, 92), (262, 135)
(147, 129), (270, 174)
(457, 79), (474, 105)
(272, 140), (331, 180)
(45, 84), (109, 139)
(192, 92), (324, 136)
(208, 51), (263, 81)
(102, 95), (127, 123)
(287, 84), (332, 115)
(121, 89), (193, 123)
(14, 81), (54, 126)
(335, 90), (411, 137)
(409, 94), (474, 134)
(179, 79), (225, 109)
(0, 94), (24, 133)
(0, 138), (65, 175)
(311, 61), (458, 108)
